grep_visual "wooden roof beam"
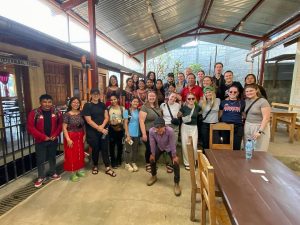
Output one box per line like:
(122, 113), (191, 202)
(223, 0), (265, 41)
(61, 0), (87, 11)
(202, 25), (266, 41)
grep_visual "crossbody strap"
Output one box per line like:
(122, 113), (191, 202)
(202, 107), (212, 121)
(245, 98), (261, 117)
(150, 107), (161, 117)
(166, 103), (174, 120)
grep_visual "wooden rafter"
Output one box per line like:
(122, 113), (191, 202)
(61, 0), (87, 11)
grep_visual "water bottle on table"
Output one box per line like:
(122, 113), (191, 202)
(245, 139), (253, 160)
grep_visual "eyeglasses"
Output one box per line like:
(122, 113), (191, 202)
(229, 91), (238, 94)
(187, 98), (195, 100)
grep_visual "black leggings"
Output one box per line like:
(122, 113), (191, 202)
(109, 128), (124, 167)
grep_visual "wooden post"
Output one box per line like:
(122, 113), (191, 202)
(259, 45), (267, 86)
(88, 0), (98, 88)
(144, 50), (147, 80)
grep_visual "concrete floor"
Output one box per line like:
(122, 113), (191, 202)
(0, 126), (299, 225)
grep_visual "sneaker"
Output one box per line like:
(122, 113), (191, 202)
(70, 173), (80, 182)
(147, 176), (157, 186)
(76, 170), (86, 177)
(125, 163), (134, 172)
(50, 173), (61, 181)
(34, 178), (45, 188)
(174, 183), (181, 196)
(132, 163), (139, 172)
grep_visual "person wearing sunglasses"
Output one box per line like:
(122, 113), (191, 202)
(221, 70), (244, 100)
(179, 93), (201, 170)
(219, 85), (245, 150)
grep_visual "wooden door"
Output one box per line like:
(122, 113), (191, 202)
(43, 60), (70, 105)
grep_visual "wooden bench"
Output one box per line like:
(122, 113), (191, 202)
(271, 102), (300, 140)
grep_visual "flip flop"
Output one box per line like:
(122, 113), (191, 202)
(105, 168), (117, 177)
(92, 167), (98, 175)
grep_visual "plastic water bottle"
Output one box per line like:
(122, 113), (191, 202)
(101, 126), (109, 140)
(245, 139), (253, 160)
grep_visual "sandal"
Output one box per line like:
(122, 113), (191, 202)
(105, 168), (117, 177)
(145, 164), (151, 173)
(166, 164), (174, 173)
(92, 167), (98, 175)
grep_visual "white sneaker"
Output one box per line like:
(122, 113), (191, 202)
(132, 163), (139, 172)
(125, 163), (134, 172)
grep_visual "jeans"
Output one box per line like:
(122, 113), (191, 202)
(150, 150), (180, 184)
(35, 140), (58, 178)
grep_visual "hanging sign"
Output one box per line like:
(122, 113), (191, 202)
(0, 56), (39, 67)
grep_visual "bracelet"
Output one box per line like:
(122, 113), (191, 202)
(258, 130), (265, 135)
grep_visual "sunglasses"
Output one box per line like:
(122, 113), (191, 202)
(229, 91), (238, 94)
(187, 98), (195, 100)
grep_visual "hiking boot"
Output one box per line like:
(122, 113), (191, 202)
(147, 176), (157, 186)
(34, 178), (45, 188)
(50, 173), (61, 181)
(125, 163), (134, 172)
(174, 183), (181, 196)
(132, 163), (139, 172)
(76, 170), (86, 177)
(70, 173), (80, 182)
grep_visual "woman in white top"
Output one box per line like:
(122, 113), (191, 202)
(244, 84), (271, 151)
(200, 86), (221, 151)
(160, 92), (181, 145)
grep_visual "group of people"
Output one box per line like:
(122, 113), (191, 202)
(27, 61), (271, 197)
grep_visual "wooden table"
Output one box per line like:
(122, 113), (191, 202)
(206, 149), (300, 225)
(271, 108), (297, 143)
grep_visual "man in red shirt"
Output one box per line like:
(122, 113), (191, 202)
(181, 73), (203, 102)
(27, 94), (62, 188)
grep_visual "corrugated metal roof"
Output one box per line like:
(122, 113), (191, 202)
(55, 0), (300, 59)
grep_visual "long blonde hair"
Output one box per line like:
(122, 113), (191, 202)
(202, 90), (216, 111)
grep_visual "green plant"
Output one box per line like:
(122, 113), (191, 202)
(189, 63), (202, 74)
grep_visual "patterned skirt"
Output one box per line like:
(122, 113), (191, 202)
(64, 131), (85, 171)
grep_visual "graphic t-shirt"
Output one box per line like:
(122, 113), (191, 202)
(220, 100), (245, 125)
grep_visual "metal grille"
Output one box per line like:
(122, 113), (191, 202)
(0, 182), (38, 216)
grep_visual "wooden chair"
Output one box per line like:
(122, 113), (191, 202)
(186, 136), (201, 221)
(197, 150), (231, 225)
(209, 123), (234, 150)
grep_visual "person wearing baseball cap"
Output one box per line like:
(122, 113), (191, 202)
(146, 117), (181, 196)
